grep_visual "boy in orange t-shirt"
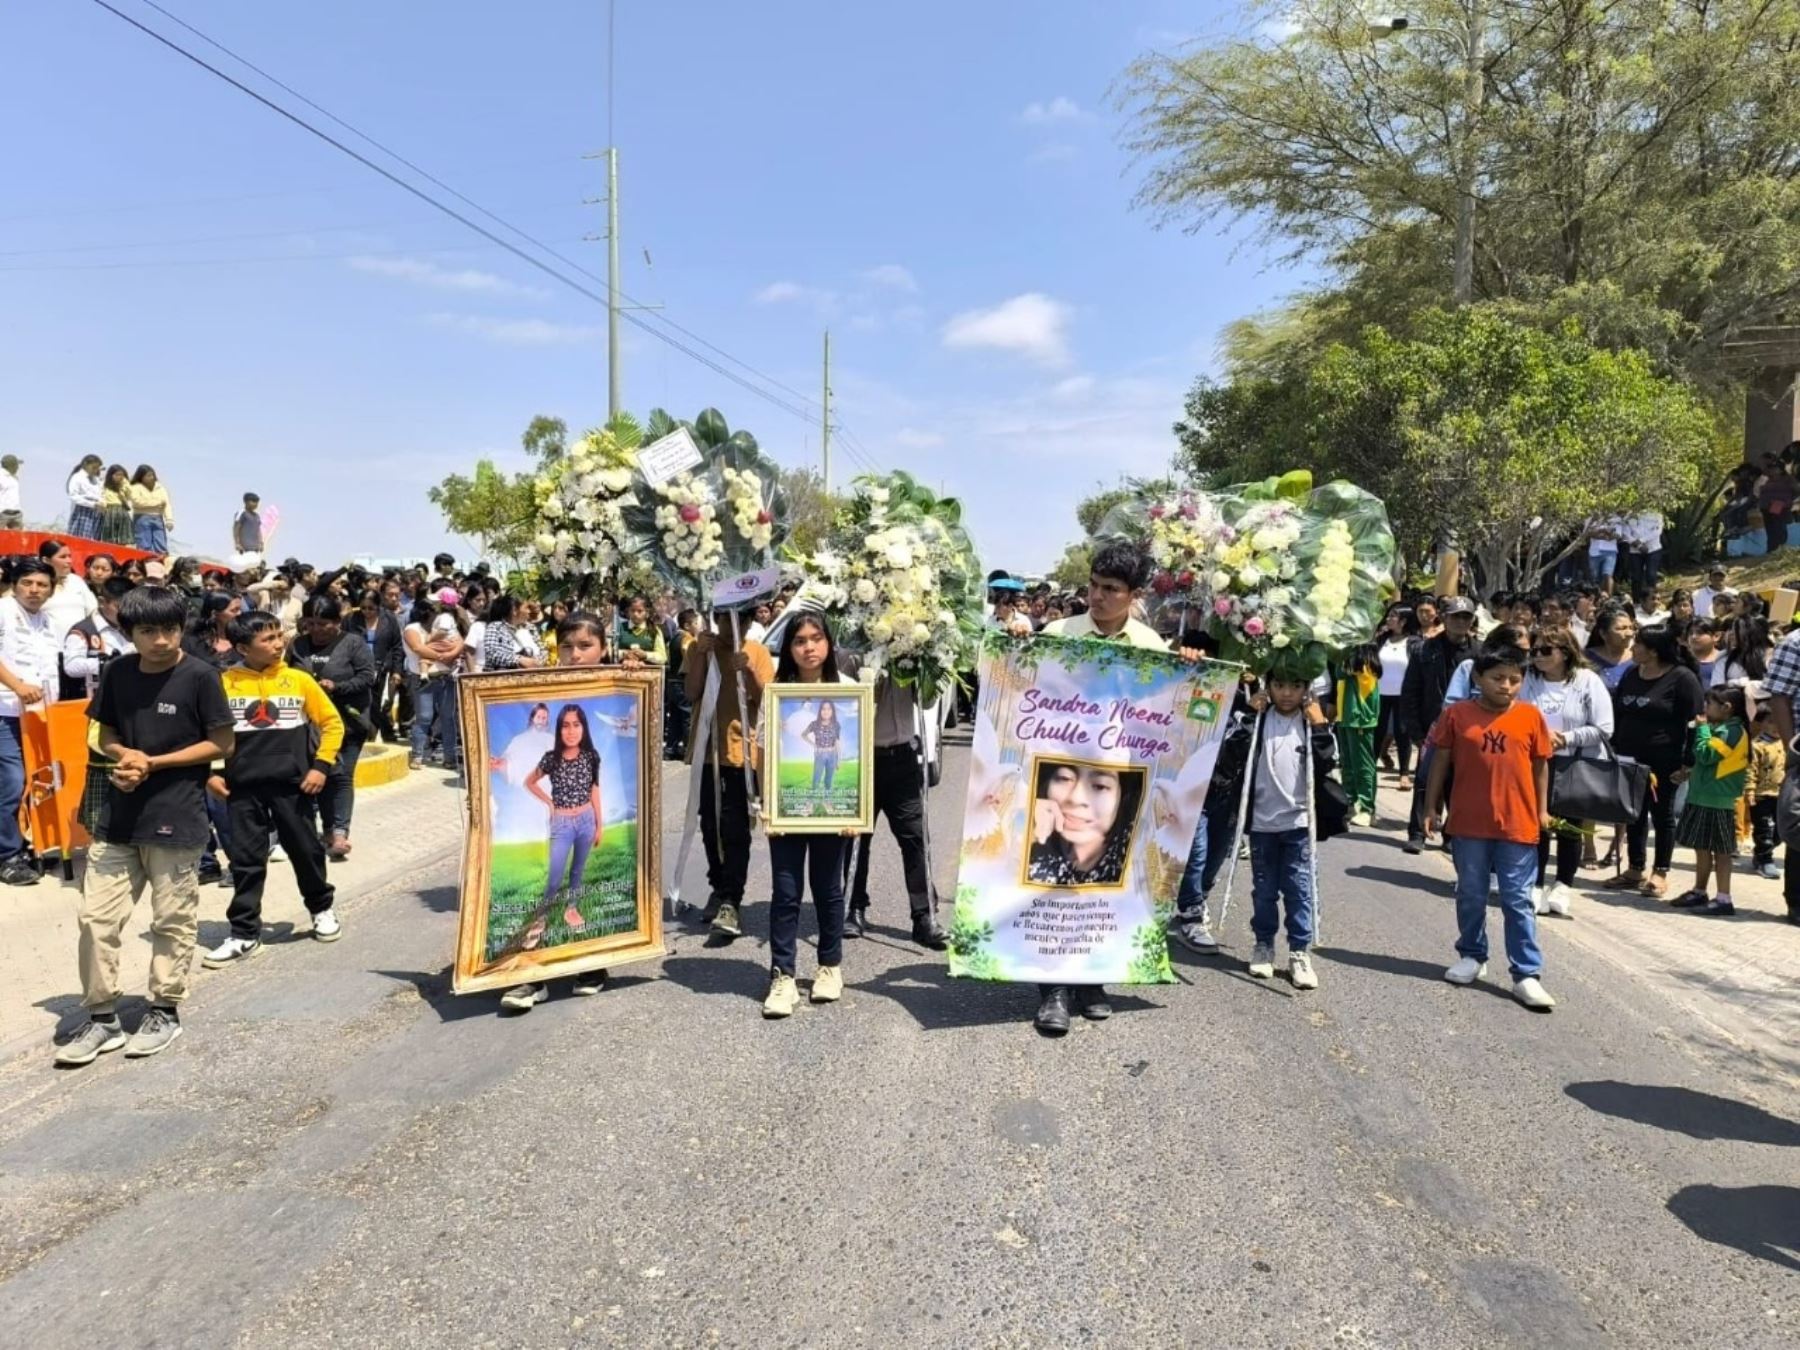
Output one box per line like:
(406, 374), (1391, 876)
(1423, 648), (1557, 1011)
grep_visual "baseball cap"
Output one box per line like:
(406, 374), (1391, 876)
(435, 587), (461, 606)
(1708, 564), (1727, 577)
(990, 577), (1025, 594)
(1440, 596), (1476, 617)
(143, 559), (167, 580)
(0, 455), (20, 473)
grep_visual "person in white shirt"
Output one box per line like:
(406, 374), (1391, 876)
(1625, 511), (1664, 593)
(1693, 565), (1728, 619)
(0, 455), (23, 530)
(63, 577), (132, 696)
(0, 560), (62, 884)
(36, 538), (97, 643)
(1586, 517), (1622, 595)
(66, 456), (105, 539)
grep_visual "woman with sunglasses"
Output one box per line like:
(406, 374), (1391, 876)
(1523, 627), (1613, 917)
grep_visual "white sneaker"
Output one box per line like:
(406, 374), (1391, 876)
(1530, 885), (1547, 915)
(1513, 976), (1556, 1011)
(763, 972), (800, 1018)
(1247, 943), (1275, 979)
(268, 842), (287, 863)
(1288, 951), (1318, 990)
(1172, 920), (1219, 953)
(1543, 883), (1574, 918)
(201, 935), (262, 969)
(1349, 809), (1372, 828)
(499, 982), (548, 1013)
(1444, 956), (1486, 985)
(311, 908), (342, 942)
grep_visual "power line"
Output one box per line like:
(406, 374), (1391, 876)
(99, 0), (841, 434)
(0, 214), (574, 258)
(0, 241), (579, 275)
(89, 0), (834, 435)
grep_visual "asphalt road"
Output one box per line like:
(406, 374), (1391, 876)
(0, 737), (1794, 1348)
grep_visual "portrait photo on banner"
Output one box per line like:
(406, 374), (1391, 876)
(1023, 755), (1146, 890)
(762, 682), (874, 832)
(452, 667), (665, 994)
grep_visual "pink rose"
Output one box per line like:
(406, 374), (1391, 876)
(1148, 504), (1166, 519)
(679, 504), (702, 523)
(1243, 616), (1266, 636)
(1213, 597), (1233, 617)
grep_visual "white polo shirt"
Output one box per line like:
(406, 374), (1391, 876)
(0, 597), (62, 718)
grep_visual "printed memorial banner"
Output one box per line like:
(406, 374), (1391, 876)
(762, 682), (875, 832)
(453, 667), (665, 994)
(950, 633), (1240, 985)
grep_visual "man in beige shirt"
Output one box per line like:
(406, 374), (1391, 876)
(685, 615), (774, 939)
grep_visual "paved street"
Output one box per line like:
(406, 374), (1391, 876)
(0, 740), (1794, 1348)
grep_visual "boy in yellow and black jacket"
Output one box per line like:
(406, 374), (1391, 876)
(202, 610), (346, 965)
(1748, 707), (1786, 879)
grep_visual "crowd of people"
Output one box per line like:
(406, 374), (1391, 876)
(16, 501), (1800, 1062)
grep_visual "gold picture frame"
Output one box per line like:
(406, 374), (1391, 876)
(761, 682), (875, 833)
(453, 667), (665, 995)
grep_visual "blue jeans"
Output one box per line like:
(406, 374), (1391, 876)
(768, 834), (848, 975)
(0, 716), (24, 859)
(1450, 836), (1542, 979)
(133, 514), (168, 554)
(544, 810), (598, 901)
(1587, 550), (1617, 583)
(68, 505), (101, 539)
(1249, 828), (1315, 951)
(1176, 809), (1235, 919)
(410, 674), (461, 766)
(812, 750), (838, 789)
(201, 791), (232, 870)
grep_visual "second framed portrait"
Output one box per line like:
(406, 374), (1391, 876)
(761, 681), (874, 832)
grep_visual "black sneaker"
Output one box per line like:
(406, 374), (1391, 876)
(0, 856), (39, 886)
(1669, 890), (1710, 909)
(845, 905), (867, 940)
(1402, 838), (1424, 856)
(1700, 897), (1736, 916)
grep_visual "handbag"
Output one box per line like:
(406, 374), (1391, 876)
(1548, 742), (1650, 826)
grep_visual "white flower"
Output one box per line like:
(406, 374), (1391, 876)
(853, 578), (878, 603)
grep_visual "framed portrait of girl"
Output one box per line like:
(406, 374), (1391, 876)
(762, 682), (875, 832)
(452, 666), (665, 994)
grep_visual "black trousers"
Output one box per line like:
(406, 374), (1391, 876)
(1536, 825), (1581, 886)
(1783, 852), (1800, 917)
(1626, 762), (1681, 874)
(226, 788), (336, 939)
(699, 761), (753, 905)
(849, 743), (936, 917)
(1752, 797), (1779, 867)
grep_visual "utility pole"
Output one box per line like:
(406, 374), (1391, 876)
(822, 329), (833, 493)
(607, 147), (621, 417)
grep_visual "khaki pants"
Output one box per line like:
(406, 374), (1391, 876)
(78, 840), (201, 1014)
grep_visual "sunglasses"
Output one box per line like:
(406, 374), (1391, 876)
(1532, 645), (1559, 656)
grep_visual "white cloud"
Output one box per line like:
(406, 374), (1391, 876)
(1018, 96), (1088, 125)
(427, 313), (604, 346)
(941, 293), (1074, 368)
(754, 280), (839, 312)
(348, 255), (542, 297)
(893, 428), (945, 450)
(862, 264), (918, 293)
(1258, 13), (1303, 42)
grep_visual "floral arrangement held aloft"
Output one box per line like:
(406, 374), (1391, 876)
(800, 472), (984, 706)
(530, 422), (646, 598)
(1101, 471), (1396, 678)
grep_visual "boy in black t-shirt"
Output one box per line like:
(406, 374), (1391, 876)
(55, 587), (235, 1068)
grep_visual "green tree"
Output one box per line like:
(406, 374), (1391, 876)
(1122, 0), (1800, 388)
(1179, 307), (1719, 586)
(1049, 542), (1094, 589)
(777, 466), (845, 555)
(520, 414), (569, 466)
(425, 459), (537, 566)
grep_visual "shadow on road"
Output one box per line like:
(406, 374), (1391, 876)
(1323, 947), (1514, 1001)
(1666, 1184), (1800, 1271)
(417, 885), (459, 914)
(1565, 1080), (1800, 1146)
(1344, 865), (1449, 897)
(857, 960), (1163, 1030)
(659, 954), (775, 1004)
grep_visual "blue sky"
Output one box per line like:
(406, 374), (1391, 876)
(5, 0), (1310, 573)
